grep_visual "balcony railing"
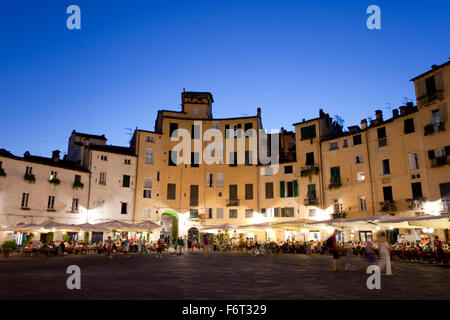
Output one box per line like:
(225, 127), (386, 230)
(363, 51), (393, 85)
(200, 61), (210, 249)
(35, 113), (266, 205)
(406, 198), (425, 210)
(417, 90), (444, 106)
(378, 137), (387, 147)
(304, 198), (319, 206)
(332, 212), (347, 219)
(380, 200), (397, 213)
(424, 121), (445, 136)
(226, 199), (240, 206)
(442, 200), (450, 213)
(300, 165), (319, 178)
(431, 155), (450, 168)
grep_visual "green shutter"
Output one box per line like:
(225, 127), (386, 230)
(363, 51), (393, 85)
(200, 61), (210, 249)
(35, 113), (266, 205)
(281, 207), (286, 217)
(293, 180), (298, 197)
(280, 181), (285, 198)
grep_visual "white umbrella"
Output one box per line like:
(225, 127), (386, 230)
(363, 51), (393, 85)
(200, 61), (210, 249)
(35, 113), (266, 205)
(200, 223), (238, 231)
(0, 223), (41, 232)
(134, 221), (162, 231)
(67, 223), (110, 232)
(95, 220), (141, 231)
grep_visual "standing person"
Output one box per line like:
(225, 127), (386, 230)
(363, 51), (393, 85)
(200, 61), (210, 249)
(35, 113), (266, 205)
(377, 232), (392, 276)
(434, 236), (446, 265)
(140, 237), (147, 253)
(106, 236), (114, 258)
(344, 241), (356, 271)
(156, 239), (163, 258)
(122, 236), (130, 258)
(178, 237), (184, 255)
(203, 235), (209, 258)
(326, 229), (340, 271)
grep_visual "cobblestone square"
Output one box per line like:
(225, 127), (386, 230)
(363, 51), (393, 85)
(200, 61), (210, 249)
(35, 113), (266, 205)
(0, 252), (449, 300)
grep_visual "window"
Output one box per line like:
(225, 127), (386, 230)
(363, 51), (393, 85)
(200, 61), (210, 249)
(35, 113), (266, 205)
(264, 167), (274, 175)
(287, 207), (295, 217)
(261, 208), (267, 217)
(301, 124), (316, 139)
(71, 198), (79, 212)
(306, 152), (314, 165)
(330, 166), (341, 184)
(193, 108), (199, 115)
(229, 152), (237, 167)
(50, 171), (57, 181)
(169, 123), (178, 138)
(280, 180), (298, 197)
(245, 184), (253, 200)
(167, 184), (176, 200)
(142, 208), (150, 218)
(146, 136), (155, 143)
(353, 134), (362, 145)
(101, 155), (108, 161)
(377, 127), (387, 147)
(404, 118), (415, 134)
(124, 159), (131, 165)
(190, 185), (199, 206)
(356, 172), (365, 182)
(21, 193), (29, 208)
(217, 173), (224, 188)
(281, 208), (286, 217)
(245, 209), (253, 218)
(47, 196), (55, 211)
(245, 151), (253, 166)
(99, 172), (106, 185)
(229, 209), (238, 218)
(274, 208), (279, 217)
(358, 196), (368, 211)
(206, 173), (213, 188)
(333, 199), (342, 213)
(191, 152), (199, 167)
(225, 124), (230, 138)
(207, 208), (213, 219)
(144, 178), (152, 188)
(439, 183), (450, 213)
(96, 200), (105, 213)
(284, 165), (293, 174)
(216, 208), (224, 219)
(145, 149), (153, 164)
(383, 186), (393, 202)
(74, 175), (81, 184)
(121, 202), (128, 214)
(143, 190), (151, 198)
(25, 166), (32, 175)
(169, 151), (177, 166)
(122, 175), (130, 188)
(245, 123), (253, 137)
(329, 142), (338, 150)
(408, 153), (419, 170)
(382, 159), (390, 175)
(307, 184), (316, 199)
(356, 156), (363, 163)
(425, 75), (437, 96)
(189, 209), (199, 219)
(234, 124), (242, 138)
(411, 182), (423, 200)
(432, 109), (441, 124)
(309, 209), (316, 217)
(229, 185), (238, 200)
(343, 139), (348, 148)
(191, 124), (200, 139)
(212, 122), (220, 130)
(157, 171), (160, 181)
(265, 182), (274, 199)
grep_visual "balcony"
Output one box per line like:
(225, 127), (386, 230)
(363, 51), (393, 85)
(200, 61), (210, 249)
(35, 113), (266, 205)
(406, 198), (425, 210)
(304, 198), (319, 206)
(442, 200), (450, 213)
(380, 200), (397, 213)
(300, 165), (319, 178)
(378, 137), (387, 147)
(328, 178), (342, 191)
(332, 212), (347, 219)
(424, 122), (445, 136)
(226, 199), (240, 207)
(24, 173), (36, 184)
(418, 90), (444, 106)
(431, 155), (450, 168)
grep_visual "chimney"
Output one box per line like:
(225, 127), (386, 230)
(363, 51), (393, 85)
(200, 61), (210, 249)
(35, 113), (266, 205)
(406, 102), (414, 108)
(257, 107), (261, 118)
(281, 127), (285, 134)
(361, 119), (367, 129)
(52, 150), (60, 162)
(319, 109), (325, 118)
(392, 109), (399, 118)
(375, 110), (383, 121)
(399, 106), (406, 115)
(24, 151), (30, 157)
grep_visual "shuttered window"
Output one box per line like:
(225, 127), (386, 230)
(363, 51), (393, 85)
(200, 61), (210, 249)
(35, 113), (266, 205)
(353, 134), (362, 145)
(265, 182), (274, 199)
(411, 182), (423, 200)
(245, 184), (253, 200)
(383, 186), (393, 202)
(190, 185), (199, 206)
(280, 181), (285, 198)
(229, 185), (238, 200)
(167, 184), (176, 200)
(301, 124), (316, 139)
(330, 166), (341, 184)
(169, 123), (178, 138)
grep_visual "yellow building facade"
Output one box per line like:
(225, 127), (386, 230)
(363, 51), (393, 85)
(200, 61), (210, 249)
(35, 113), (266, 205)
(131, 61), (450, 243)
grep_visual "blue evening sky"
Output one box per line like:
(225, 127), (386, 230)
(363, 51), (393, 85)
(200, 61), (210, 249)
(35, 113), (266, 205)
(0, 0), (449, 157)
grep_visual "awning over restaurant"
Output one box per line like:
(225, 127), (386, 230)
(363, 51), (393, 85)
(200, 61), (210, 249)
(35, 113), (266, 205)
(200, 223), (238, 232)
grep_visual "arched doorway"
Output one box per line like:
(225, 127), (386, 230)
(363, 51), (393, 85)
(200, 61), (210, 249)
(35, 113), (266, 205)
(188, 227), (199, 241)
(161, 209), (178, 242)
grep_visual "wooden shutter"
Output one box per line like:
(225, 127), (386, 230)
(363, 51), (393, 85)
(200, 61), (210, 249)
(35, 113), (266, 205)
(245, 184), (253, 200)
(280, 181), (285, 198)
(293, 180), (298, 197)
(190, 185), (199, 206)
(229, 185), (237, 200)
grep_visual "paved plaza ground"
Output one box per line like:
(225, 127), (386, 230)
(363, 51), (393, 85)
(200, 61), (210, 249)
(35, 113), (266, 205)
(0, 251), (448, 300)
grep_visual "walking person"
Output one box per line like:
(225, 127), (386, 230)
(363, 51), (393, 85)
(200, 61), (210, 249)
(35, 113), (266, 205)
(434, 236), (446, 265)
(106, 236), (114, 259)
(178, 237), (184, 255)
(344, 241), (357, 271)
(122, 236), (130, 258)
(203, 235), (209, 258)
(377, 232), (392, 276)
(326, 229), (340, 271)
(156, 239), (163, 258)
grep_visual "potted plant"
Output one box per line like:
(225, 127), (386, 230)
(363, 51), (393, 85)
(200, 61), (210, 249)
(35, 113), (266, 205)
(1, 240), (17, 258)
(24, 173), (36, 183)
(0, 167), (6, 177)
(72, 181), (84, 189)
(49, 177), (61, 185)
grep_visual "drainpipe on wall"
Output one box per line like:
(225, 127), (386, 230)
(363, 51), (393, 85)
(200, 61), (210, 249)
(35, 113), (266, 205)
(364, 131), (376, 216)
(86, 149), (92, 224)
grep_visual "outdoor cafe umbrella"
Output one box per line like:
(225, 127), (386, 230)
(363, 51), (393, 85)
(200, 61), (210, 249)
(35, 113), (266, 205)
(95, 220), (142, 232)
(200, 223), (238, 232)
(0, 223), (41, 232)
(134, 221), (162, 231)
(66, 223), (110, 232)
